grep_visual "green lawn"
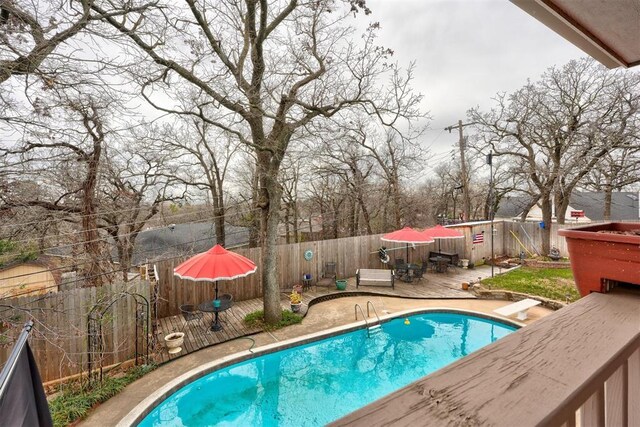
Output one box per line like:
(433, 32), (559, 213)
(481, 267), (580, 303)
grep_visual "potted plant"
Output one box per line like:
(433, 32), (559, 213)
(164, 332), (185, 354)
(289, 291), (302, 313)
(558, 222), (640, 296)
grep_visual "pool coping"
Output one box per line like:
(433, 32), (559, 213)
(118, 308), (522, 426)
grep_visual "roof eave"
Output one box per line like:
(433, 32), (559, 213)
(510, 0), (629, 69)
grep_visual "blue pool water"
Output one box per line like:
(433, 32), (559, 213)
(139, 312), (515, 426)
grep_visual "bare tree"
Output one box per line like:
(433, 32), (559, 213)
(280, 158), (302, 243)
(93, 0), (423, 323)
(316, 135), (376, 235)
(306, 173), (347, 239)
(99, 131), (184, 281)
(227, 153), (261, 247)
(471, 58), (640, 254)
(153, 114), (240, 247)
(0, 0), (96, 83)
(351, 126), (426, 229)
(1, 99), (112, 286)
(581, 146), (640, 219)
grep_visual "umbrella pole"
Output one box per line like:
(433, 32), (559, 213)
(406, 244), (409, 264)
(214, 281), (219, 300)
(438, 239), (442, 253)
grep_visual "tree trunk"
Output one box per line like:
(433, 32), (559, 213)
(603, 182), (613, 220)
(81, 135), (104, 287)
(214, 205), (226, 247)
(356, 192), (373, 235)
(120, 241), (132, 282)
(382, 193), (389, 231)
(350, 200), (360, 239)
(540, 195), (553, 255)
(213, 174), (226, 247)
(248, 169), (260, 248)
(319, 202), (327, 239)
(292, 203), (299, 243)
(554, 191), (571, 225)
(390, 177), (402, 229)
(347, 197), (356, 237)
(207, 181), (226, 247)
(284, 204), (291, 244)
(519, 198), (538, 223)
(483, 190), (491, 220)
(257, 150), (283, 325)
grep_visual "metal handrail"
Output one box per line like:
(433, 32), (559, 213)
(354, 303), (369, 328)
(366, 301), (381, 324)
(356, 303), (383, 338)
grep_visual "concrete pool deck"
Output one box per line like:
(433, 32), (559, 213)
(79, 296), (554, 426)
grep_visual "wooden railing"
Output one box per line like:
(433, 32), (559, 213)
(545, 332), (639, 426)
(333, 287), (640, 426)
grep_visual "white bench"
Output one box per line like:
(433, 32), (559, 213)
(493, 298), (541, 321)
(356, 269), (394, 289)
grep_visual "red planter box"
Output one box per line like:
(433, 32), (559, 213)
(558, 223), (640, 296)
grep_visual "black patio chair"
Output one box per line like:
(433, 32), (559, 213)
(180, 304), (204, 331)
(413, 264), (424, 280)
(218, 294), (234, 324)
(394, 258), (407, 279)
(322, 262), (337, 280)
(317, 262), (337, 289)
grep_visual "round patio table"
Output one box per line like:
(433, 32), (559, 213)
(199, 299), (232, 331)
(397, 263), (421, 282)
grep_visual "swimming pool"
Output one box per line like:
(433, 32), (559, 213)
(138, 311), (516, 426)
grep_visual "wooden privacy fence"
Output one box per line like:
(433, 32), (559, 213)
(155, 219), (613, 317)
(0, 280), (150, 383)
(156, 233), (470, 317)
(502, 221), (597, 258)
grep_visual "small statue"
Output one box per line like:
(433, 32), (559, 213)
(548, 247), (561, 261)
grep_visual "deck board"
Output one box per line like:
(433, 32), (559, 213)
(153, 266), (494, 364)
(332, 287), (640, 427)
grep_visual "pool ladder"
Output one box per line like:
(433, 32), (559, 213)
(355, 301), (382, 337)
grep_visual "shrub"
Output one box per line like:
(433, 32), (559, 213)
(49, 364), (155, 427)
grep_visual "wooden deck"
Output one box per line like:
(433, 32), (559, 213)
(153, 265), (495, 364)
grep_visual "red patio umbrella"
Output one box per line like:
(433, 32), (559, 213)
(422, 225), (464, 253)
(381, 227), (434, 263)
(174, 244), (257, 300)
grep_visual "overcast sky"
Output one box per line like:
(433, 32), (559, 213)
(361, 0), (585, 162)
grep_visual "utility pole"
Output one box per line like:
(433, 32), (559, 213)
(487, 151), (494, 278)
(445, 120), (474, 222)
